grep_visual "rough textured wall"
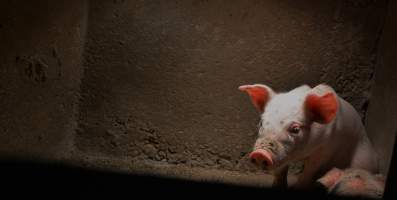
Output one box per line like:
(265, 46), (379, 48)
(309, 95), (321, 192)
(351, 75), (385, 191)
(0, 0), (391, 186)
(366, 0), (397, 176)
(75, 0), (387, 177)
(0, 0), (87, 159)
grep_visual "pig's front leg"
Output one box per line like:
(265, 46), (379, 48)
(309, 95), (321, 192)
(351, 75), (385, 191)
(294, 172), (315, 190)
(290, 159), (318, 190)
(272, 166), (289, 189)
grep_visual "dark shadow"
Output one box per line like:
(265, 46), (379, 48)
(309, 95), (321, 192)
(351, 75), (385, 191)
(0, 155), (394, 199)
(383, 130), (397, 199)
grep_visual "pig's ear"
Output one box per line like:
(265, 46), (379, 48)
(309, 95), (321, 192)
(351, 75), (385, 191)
(238, 84), (274, 113)
(305, 84), (339, 124)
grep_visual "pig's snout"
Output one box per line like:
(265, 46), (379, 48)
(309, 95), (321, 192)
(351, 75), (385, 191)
(249, 149), (273, 169)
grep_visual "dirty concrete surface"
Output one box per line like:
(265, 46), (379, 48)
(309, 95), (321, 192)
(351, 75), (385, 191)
(0, 0), (394, 187)
(0, 0), (88, 159)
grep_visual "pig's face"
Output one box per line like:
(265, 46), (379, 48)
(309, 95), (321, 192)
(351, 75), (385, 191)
(253, 87), (311, 170)
(239, 84), (338, 172)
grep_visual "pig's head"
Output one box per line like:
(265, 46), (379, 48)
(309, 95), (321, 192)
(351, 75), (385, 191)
(239, 84), (339, 172)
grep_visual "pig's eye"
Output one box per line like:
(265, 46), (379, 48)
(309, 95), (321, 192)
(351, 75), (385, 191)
(288, 123), (301, 135)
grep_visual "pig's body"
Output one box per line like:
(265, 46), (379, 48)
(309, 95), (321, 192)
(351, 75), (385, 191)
(295, 96), (379, 187)
(239, 84), (379, 189)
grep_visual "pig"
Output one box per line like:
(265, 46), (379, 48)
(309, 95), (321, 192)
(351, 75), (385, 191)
(238, 83), (379, 189)
(316, 168), (385, 199)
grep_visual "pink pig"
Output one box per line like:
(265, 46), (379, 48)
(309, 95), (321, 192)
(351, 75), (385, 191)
(238, 84), (379, 189)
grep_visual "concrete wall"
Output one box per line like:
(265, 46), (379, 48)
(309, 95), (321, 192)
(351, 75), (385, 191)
(0, 0), (88, 159)
(75, 0), (387, 179)
(0, 0), (392, 186)
(366, 0), (397, 176)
